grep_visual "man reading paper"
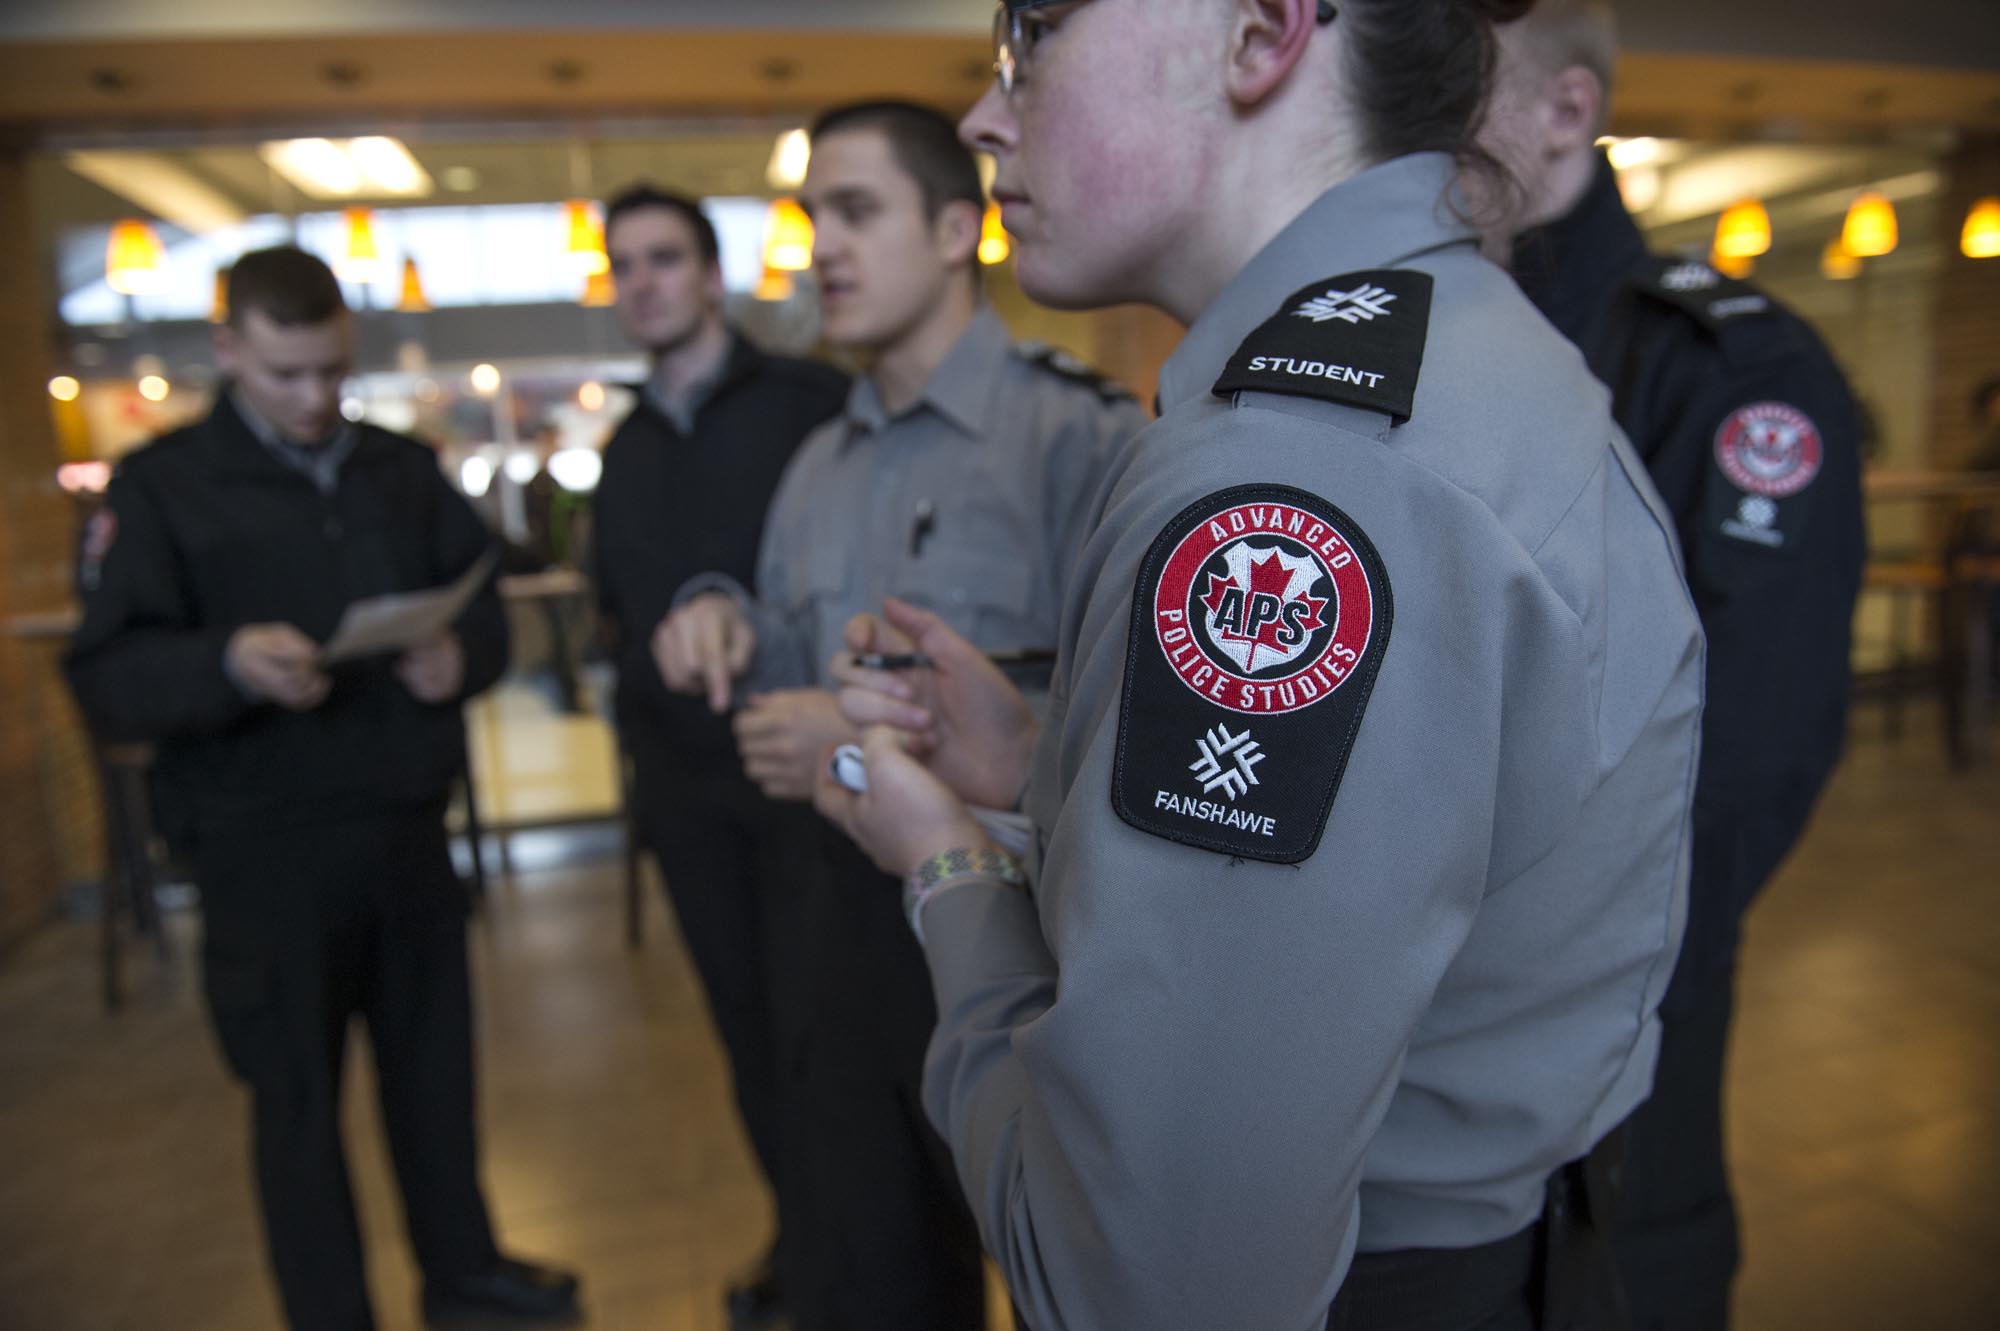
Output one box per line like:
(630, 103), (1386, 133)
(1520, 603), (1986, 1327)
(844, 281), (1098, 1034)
(65, 246), (580, 1331)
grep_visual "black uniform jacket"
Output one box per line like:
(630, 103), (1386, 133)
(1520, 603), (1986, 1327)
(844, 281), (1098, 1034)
(592, 333), (847, 766)
(1514, 159), (1867, 985)
(65, 394), (508, 844)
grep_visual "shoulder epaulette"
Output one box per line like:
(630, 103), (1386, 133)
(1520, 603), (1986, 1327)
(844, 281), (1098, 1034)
(1212, 268), (1432, 423)
(1015, 341), (1135, 403)
(1631, 258), (1778, 334)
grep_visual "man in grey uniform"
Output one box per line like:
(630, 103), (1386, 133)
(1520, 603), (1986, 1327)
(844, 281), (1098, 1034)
(817, 2), (1701, 1328)
(654, 99), (1142, 1331)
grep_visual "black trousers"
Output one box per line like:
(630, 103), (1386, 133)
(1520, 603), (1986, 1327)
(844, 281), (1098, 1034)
(193, 806), (497, 1331)
(631, 752), (816, 1272)
(1610, 953), (1739, 1331)
(781, 830), (988, 1331)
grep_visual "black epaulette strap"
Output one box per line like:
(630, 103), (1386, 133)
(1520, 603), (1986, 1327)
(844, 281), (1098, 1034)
(1212, 269), (1433, 423)
(1016, 342), (1135, 402)
(1631, 258), (1777, 335)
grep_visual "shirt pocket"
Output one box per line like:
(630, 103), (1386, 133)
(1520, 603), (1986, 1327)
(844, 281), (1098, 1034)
(897, 549), (1037, 652)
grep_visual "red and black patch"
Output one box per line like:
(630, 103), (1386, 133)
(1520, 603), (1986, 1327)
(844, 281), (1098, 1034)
(1114, 485), (1392, 863)
(1714, 402), (1822, 498)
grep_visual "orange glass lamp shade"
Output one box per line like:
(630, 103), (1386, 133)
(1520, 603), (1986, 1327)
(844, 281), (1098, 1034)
(1712, 199), (1772, 260)
(337, 207), (387, 282)
(1961, 197), (2000, 260)
(1820, 240), (1861, 281)
(106, 219), (168, 296)
(563, 200), (609, 277)
(397, 257), (431, 312)
(753, 264), (796, 302)
(978, 202), (1011, 266)
(580, 266), (615, 307)
(763, 199), (814, 273)
(1841, 192), (1898, 258)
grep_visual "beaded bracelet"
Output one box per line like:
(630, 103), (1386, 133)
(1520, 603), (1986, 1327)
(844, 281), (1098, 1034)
(903, 845), (1027, 944)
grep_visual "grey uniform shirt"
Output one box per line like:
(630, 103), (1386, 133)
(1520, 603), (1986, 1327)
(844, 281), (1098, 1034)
(914, 154), (1704, 1330)
(717, 307), (1146, 689)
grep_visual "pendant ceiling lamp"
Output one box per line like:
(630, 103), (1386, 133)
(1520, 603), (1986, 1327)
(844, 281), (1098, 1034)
(1841, 191), (1898, 258)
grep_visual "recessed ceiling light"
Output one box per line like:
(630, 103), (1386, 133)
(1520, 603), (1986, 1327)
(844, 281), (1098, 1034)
(259, 137), (434, 199)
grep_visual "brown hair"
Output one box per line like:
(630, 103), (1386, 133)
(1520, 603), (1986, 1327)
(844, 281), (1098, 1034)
(1337, 0), (1539, 193)
(224, 245), (346, 328)
(602, 183), (722, 266)
(809, 100), (985, 220)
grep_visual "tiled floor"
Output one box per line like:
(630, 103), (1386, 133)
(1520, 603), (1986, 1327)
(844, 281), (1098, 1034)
(0, 706), (1994, 1330)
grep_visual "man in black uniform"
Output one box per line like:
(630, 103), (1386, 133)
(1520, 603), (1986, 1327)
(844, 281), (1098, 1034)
(64, 247), (578, 1330)
(1481, 5), (1867, 1326)
(590, 185), (848, 1328)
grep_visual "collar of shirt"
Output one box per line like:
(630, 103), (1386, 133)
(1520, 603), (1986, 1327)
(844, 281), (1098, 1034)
(1508, 153), (1650, 343)
(1155, 152), (1479, 413)
(643, 331), (755, 434)
(840, 305), (1011, 446)
(227, 386), (357, 494)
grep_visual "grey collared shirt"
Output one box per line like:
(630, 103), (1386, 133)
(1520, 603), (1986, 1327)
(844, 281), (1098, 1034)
(715, 306), (1146, 691)
(913, 154), (1704, 1329)
(231, 388), (356, 496)
(642, 361), (727, 436)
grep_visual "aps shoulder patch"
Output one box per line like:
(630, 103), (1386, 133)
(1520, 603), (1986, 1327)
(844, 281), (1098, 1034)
(1112, 485), (1394, 863)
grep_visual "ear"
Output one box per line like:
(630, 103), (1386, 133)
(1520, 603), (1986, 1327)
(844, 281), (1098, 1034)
(1542, 65), (1604, 157)
(211, 324), (239, 375)
(704, 260), (726, 306)
(933, 197), (983, 270)
(1225, 0), (1319, 109)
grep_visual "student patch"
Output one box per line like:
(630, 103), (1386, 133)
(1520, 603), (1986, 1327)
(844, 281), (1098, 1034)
(1113, 485), (1393, 863)
(1212, 269), (1433, 422)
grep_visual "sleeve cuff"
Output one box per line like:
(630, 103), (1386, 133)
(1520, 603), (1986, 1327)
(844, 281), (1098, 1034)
(673, 572), (751, 614)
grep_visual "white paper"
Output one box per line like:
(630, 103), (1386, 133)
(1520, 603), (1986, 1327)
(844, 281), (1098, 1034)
(317, 550), (496, 666)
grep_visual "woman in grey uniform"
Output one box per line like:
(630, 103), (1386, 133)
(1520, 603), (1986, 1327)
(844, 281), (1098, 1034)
(817, 2), (1703, 1328)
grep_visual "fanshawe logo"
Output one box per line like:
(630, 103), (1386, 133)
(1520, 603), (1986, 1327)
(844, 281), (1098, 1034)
(1714, 402), (1822, 498)
(1292, 283), (1397, 325)
(1721, 494), (1784, 548)
(1660, 262), (1721, 292)
(1189, 723), (1265, 800)
(1153, 499), (1376, 715)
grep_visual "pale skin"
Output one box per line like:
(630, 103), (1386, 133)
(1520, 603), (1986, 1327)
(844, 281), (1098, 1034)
(817, 0), (1376, 876)
(214, 307), (464, 710)
(1476, 17), (1607, 252)
(652, 123), (984, 796)
(812, 600), (1037, 877)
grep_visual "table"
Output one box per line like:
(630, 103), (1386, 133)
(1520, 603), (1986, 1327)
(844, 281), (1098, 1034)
(1860, 470), (2000, 766)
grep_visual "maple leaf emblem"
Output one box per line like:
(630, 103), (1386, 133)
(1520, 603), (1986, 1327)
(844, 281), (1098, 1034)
(1200, 548), (1326, 672)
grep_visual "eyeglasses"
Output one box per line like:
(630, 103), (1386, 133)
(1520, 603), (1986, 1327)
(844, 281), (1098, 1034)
(991, 2), (1338, 98)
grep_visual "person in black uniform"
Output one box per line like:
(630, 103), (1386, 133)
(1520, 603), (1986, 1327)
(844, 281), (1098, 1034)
(63, 247), (579, 1331)
(590, 185), (848, 1329)
(1480, 6), (1867, 1326)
